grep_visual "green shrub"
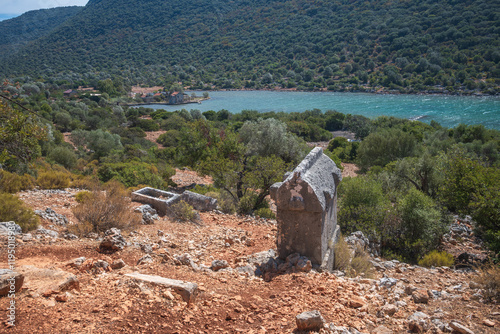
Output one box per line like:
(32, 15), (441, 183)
(205, 190), (236, 214)
(97, 162), (167, 188)
(191, 184), (219, 195)
(323, 150), (344, 171)
(48, 146), (77, 169)
(398, 188), (445, 262)
(338, 176), (390, 239)
(0, 170), (35, 193)
(327, 137), (349, 151)
(238, 193), (258, 215)
(418, 250), (454, 268)
(157, 130), (182, 147)
(0, 193), (39, 232)
(136, 119), (160, 131)
(255, 208), (275, 219)
(169, 200), (197, 222)
(75, 191), (92, 203)
(37, 171), (71, 189)
(72, 181), (141, 233)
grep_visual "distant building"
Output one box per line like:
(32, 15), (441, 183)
(169, 91), (184, 104)
(63, 89), (77, 97)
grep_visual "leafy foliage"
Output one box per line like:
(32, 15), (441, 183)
(0, 193), (39, 232)
(0, 100), (46, 172)
(1, 0), (498, 94)
(418, 250), (454, 268)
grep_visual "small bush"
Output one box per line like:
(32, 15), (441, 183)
(75, 191), (92, 203)
(37, 171), (71, 189)
(238, 193), (259, 215)
(97, 162), (167, 189)
(350, 246), (375, 278)
(474, 265), (500, 302)
(72, 181), (141, 233)
(66, 221), (94, 237)
(48, 146), (77, 169)
(255, 208), (275, 219)
(205, 191), (236, 214)
(157, 130), (182, 147)
(71, 175), (99, 190)
(333, 236), (374, 278)
(418, 250), (454, 268)
(169, 200), (197, 222)
(0, 193), (39, 232)
(0, 170), (35, 193)
(334, 236), (352, 272)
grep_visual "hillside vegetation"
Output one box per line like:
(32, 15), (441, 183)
(1, 81), (499, 261)
(0, 6), (82, 58)
(0, 0), (499, 94)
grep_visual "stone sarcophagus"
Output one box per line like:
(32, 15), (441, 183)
(270, 147), (342, 272)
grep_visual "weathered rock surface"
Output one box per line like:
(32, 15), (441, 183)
(296, 310), (325, 331)
(99, 229), (127, 253)
(271, 147), (342, 271)
(449, 321), (475, 334)
(125, 272), (198, 303)
(0, 269), (24, 296)
(15, 266), (78, 293)
(0, 221), (22, 235)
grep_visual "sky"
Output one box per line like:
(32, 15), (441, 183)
(0, 0), (88, 20)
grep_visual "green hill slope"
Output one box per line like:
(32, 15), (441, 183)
(1, 0), (499, 93)
(0, 6), (82, 58)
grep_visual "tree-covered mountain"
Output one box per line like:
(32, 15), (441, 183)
(1, 0), (499, 93)
(0, 6), (82, 58)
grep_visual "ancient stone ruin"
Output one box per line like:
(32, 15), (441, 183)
(131, 187), (217, 215)
(270, 147), (342, 272)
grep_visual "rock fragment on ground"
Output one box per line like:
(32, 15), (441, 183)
(125, 272), (198, 303)
(296, 310), (325, 331)
(0, 269), (24, 296)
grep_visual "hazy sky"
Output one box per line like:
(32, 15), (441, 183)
(2, 0), (88, 15)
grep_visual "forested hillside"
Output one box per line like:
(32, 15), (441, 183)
(0, 6), (82, 58)
(0, 0), (499, 93)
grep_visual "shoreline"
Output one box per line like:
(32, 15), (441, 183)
(195, 87), (497, 98)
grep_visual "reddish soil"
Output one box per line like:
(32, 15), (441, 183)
(1, 172), (498, 333)
(144, 130), (167, 148)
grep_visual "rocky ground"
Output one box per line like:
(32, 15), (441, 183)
(1, 170), (499, 334)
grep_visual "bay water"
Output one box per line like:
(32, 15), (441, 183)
(140, 91), (500, 130)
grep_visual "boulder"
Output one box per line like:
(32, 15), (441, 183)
(99, 229), (127, 253)
(408, 312), (430, 333)
(0, 222), (22, 236)
(412, 289), (430, 304)
(125, 272), (198, 303)
(349, 296), (367, 308)
(296, 310), (325, 331)
(0, 269), (24, 296)
(210, 259), (229, 271)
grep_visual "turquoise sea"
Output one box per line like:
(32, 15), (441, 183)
(141, 91), (500, 130)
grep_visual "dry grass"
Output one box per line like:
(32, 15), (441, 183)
(334, 236), (352, 272)
(334, 236), (375, 278)
(72, 181), (141, 233)
(474, 264), (500, 302)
